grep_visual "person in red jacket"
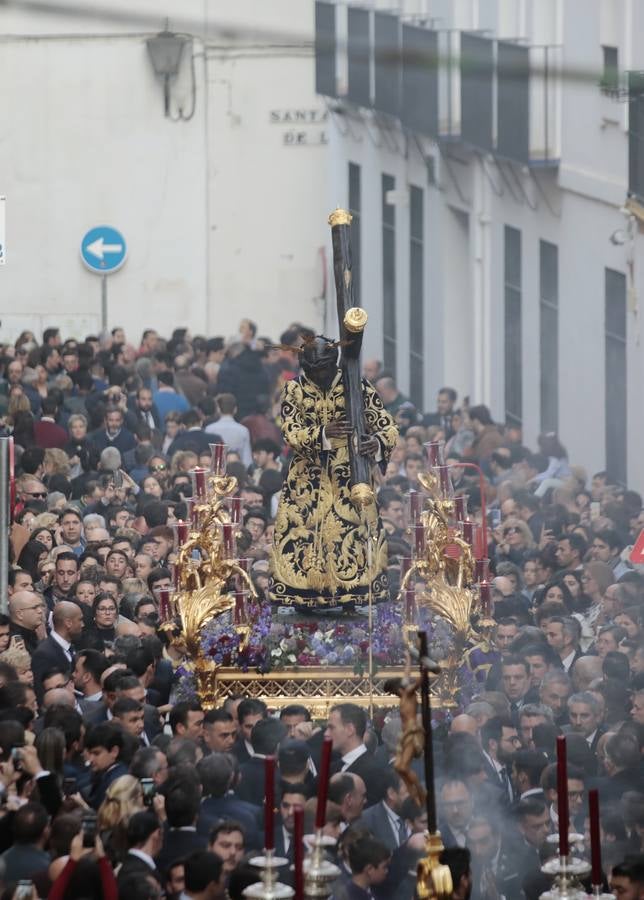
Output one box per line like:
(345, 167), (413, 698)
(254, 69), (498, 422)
(33, 396), (68, 449)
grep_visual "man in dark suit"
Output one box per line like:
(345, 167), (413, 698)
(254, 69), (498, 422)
(166, 410), (212, 457)
(480, 716), (521, 804)
(357, 769), (410, 853)
(591, 732), (644, 805)
(273, 783), (308, 862)
(0, 801), (51, 882)
(118, 810), (164, 889)
(37, 666), (104, 728)
(514, 798), (552, 891)
(565, 691), (606, 755)
(102, 673), (163, 742)
(84, 722), (129, 809)
(422, 387), (457, 439)
(127, 386), (162, 431)
(467, 814), (523, 900)
(31, 601), (84, 702)
(236, 718), (287, 805)
(196, 753), (261, 845)
(545, 617), (584, 674)
(9, 590), (46, 655)
(231, 698), (267, 766)
(155, 776), (206, 875)
(88, 406), (136, 455)
(438, 779), (473, 849)
(325, 703), (384, 807)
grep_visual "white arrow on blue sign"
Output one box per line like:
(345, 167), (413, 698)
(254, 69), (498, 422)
(80, 226), (127, 274)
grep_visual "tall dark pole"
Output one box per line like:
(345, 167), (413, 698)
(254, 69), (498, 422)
(418, 630), (437, 833)
(328, 208), (373, 508)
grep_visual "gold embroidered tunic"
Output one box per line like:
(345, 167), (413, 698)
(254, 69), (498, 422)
(269, 371), (398, 609)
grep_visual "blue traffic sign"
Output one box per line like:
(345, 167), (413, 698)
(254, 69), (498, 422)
(80, 226), (127, 274)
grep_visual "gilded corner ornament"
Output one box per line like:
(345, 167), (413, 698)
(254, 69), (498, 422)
(328, 207), (353, 227)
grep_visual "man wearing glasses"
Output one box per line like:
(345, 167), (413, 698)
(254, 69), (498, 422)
(8, 590), (47, 654)
(17, 476), (48, 507)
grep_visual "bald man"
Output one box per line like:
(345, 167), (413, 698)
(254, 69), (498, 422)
(30, 601), (84, 702)
(570, 656), (603, 692)
(9, 590), (47, 654)
(450, 714), (479, 737)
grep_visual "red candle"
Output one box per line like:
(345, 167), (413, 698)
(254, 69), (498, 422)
(158, 588), (170, 622)
(474, 558), (490, 583)
(556, 736), (569, 857)
(437, 465), (451, 497)
(222, 523), (235, 558)
(238, 557), (251, 574)
(234, 590), (245, 625)
(230, 496), (242, 525)
(401, 556), (412, 581)
(589, 788), (602, 885)
(473, 524), (486, 560)
(192, 467), (207, 500)
(425, 440), (444, 467)
(210, 442), (226, 476)
(293, 805), (304, 900)
(414, 523), (426, 558)
(185, 498), (195, 525)
(462, 521), (474, 546)
(453, 496), (466, 522)
(479, 582), (491, 615)
(175, 520), (190, 545)
(170, 562), (181, 591)
(409, 490), (421, 524)
(264, 755), (275, 851)
(315, 738), (333, 829)
(8, 436), (15, 521)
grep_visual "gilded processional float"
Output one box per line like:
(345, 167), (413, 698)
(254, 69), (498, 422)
(159, 210), (497, 716)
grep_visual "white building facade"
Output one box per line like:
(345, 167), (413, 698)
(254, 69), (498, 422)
(0, 1), (330, 343)
(318, 0), (644, 490)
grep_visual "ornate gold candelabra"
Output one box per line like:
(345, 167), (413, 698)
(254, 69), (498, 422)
(398, 454), (486, 708)
(162, 443), (257, 709)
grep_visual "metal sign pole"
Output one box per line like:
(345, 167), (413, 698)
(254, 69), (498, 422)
(101, 275), (108, 331)
(0, 438), (9, 614)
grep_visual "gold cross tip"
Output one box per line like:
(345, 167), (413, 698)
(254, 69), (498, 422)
(328, 208), (353, 227)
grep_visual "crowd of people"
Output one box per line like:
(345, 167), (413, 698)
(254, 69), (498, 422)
(0, 321), (643, 900)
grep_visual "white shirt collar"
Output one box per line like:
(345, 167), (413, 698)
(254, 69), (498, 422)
(50, 630), (71, 654)
(561, 649), (576, 671)
(341, 744), (367, 770)
(586, 729), (598, 746)
(482, 750), (503, 774)
(128, 848), (155, 869)
(86, 690), (102, 703)
(520, 787), (543, 800)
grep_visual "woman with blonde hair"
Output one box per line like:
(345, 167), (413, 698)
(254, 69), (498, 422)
(0, 643), (33, 685)
(494, 516), (535, 566)
(97, 774), (144, 864)
(6, 393), (31, 423)
(44, 447), (71, 478)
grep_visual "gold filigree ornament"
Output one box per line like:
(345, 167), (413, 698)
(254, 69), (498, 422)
(398, 478), (480, 708)
(168, 467), (258, 709)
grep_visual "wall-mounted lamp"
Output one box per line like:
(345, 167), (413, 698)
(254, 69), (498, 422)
(146, 28), (189, 117)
